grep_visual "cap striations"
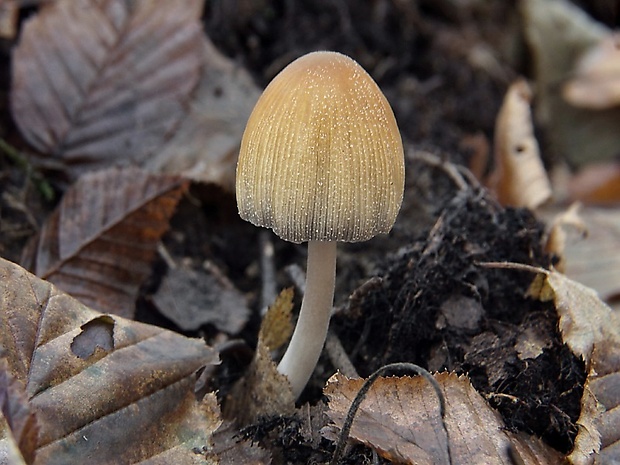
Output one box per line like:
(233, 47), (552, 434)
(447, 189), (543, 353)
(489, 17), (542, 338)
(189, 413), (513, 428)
(236, 51), (405, 243)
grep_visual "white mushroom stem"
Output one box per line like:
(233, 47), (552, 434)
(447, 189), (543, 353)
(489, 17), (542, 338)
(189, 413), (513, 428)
(277, 240), (337, 399)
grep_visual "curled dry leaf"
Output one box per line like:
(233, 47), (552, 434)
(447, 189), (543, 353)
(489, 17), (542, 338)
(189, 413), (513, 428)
(528, 269), (620, 464)
(563, 34), (620, 110)
(11, 0), (204, 181)
(21, 167), (188, 318)
(324, 372), (564, 465)
(487, 78), (551, 209)
(150, 36), (262, 192)
(224, 288), (295, 425)
(0, 257), (221, 465)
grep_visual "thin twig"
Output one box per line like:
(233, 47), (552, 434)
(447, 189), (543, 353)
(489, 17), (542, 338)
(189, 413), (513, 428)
(330, 362), (451, 465)
(325, 331), (359, 378)
(259, 230), (278, 315)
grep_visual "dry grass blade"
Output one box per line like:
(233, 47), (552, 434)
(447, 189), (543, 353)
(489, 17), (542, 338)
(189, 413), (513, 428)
(0, 257), (220, 465)
(11, 0), (204, 180)
(21, 167), (188, 318)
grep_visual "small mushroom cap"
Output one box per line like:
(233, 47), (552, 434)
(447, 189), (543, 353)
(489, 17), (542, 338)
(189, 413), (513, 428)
(236, 51), (405, 243)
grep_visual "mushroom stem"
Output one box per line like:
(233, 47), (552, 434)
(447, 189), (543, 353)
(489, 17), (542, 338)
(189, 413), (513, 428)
(277, 240), (337, 399)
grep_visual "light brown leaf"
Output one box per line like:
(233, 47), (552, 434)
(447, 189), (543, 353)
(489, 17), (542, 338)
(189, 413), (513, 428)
(487, 78), (551, 209)
(11, 0), (204, 181)
(325, 372), (564, 465)
(0, 257), (220, 464)
(150, 36), (262, 192)
(21, 167), (188, 318)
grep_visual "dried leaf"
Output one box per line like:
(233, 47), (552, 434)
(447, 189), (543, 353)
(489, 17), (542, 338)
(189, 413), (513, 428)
(563, 34), (620, 110)
(488, 78), (551, 209)
(21, 167), (188, 318)
(521, 0), (620, 167)
(209, 421), (272, 464)
(568, 162), (620, 206)
(0, 257), (221, 464)
(0, 0), (18, 40)
(150, 36), (262, 192)
(0, 360), (38, 464)
(258, 287), (294, 351)
(325, 372), (564, 465)
(224, 289), (295, 424)
(152, 262), (250, 334)
(11, 0), (204, 181)
(543, 202), (587, 273)
(0, 411), (28, 465)
(528, 268), (620, 463)
(548, 206), (620, 302)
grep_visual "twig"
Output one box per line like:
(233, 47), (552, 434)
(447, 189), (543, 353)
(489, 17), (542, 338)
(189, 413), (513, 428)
(259, 230), (278, 315)
(330, 362), (451, 465)
(285, 263), (306, 293)
(325, 331), (359, 378)
(409, 149), (485, 193)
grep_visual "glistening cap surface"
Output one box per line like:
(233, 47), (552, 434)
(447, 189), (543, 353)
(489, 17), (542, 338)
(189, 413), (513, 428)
(236, 51), (405, 243)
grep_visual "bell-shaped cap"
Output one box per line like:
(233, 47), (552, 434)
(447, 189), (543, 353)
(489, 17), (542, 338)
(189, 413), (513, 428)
(236, 51), (405, 243)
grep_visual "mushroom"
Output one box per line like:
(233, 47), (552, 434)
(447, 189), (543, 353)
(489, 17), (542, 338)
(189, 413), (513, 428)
(236, 51), (405, 399)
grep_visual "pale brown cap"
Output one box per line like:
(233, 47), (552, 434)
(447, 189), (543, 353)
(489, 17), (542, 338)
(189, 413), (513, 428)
(236, 51), (405, 243)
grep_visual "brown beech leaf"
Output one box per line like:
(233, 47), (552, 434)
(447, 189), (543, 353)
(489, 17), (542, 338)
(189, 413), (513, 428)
(11, 0), (204, 181)
(150, 36), (262, 192)
(0, 257), (220, 465)
(21, 167), (188, 318)
(325, 372), (564, 465)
